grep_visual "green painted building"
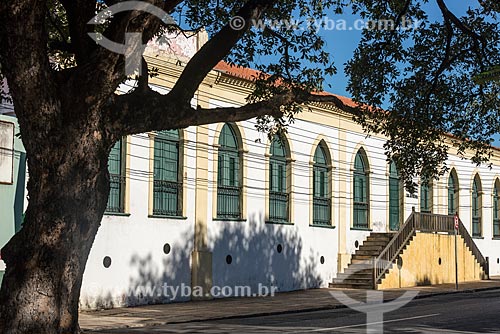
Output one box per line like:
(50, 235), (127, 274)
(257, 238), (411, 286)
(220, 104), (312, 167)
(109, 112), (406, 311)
(0, 114), (26, 284)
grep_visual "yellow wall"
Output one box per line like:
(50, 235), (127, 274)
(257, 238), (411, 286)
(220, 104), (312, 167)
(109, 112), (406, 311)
(379, 232), (486, 289)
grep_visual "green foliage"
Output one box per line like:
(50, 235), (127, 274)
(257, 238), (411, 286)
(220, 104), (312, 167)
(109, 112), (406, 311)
(345, 0), (500, 191)
(177, 0), (341, 135)
(8, 0), (500, 191)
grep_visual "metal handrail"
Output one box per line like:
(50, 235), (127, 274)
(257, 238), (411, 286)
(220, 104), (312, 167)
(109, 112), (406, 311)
(373, 212), (417, 286)
(373, 210), (489, 288)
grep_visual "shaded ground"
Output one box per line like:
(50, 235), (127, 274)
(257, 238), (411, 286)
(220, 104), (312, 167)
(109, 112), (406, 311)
(81, 277), (500, 332)
(89, 288), (500, 333)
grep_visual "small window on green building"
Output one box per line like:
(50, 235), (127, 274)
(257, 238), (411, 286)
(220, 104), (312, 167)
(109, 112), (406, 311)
(472, 174), (482, 237)
(153, 130), (182, 217)
(313, 144), (331, 225)
(494, 178), (500, 238)
(106, 138), (125, 213)
(353, 149), (369, 229)
(217, 124), (242, 219)
(448, 169), (459, 216)
(420, 179), (432, 214)
(269, 135), (290, 223)
(389, 162), (401, 231)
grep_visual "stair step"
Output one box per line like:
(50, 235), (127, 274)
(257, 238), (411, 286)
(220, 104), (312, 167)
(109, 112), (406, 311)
(332, 278), (372, 285)
(355, 250), (382, 256)
(361, 241), (392, 247)
(336, 273), (372, 281)
(331, 232), (400, 290)
(366, 233), (394, 239)
(343, 269), (373, 276)
(352, 255), (375, 260)
(358, 244), (386, 251)
(329, 282), (373, 289)
(367, 235), (393, 240)
(351, 259), (375, 264)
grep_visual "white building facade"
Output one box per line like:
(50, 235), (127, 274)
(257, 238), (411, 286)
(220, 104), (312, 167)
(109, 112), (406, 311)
(79, 45), (500, 309)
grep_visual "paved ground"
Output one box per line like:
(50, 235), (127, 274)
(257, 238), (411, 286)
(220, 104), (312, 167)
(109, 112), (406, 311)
(81, 277), (500, 333)
(89, 288), (500, 333)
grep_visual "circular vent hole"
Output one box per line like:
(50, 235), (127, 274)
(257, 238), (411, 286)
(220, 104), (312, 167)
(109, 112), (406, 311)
(103, 256), (112, 268)
(163, 243), (171, 255)
(320, 256), (325, 264)
(226, 255), (232, 265)
(277, 244), (283, 253)
(438, 258), (442, 265)
(355, 240), (359, 248)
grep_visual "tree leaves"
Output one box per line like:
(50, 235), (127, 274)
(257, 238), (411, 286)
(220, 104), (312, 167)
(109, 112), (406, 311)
(346, 0), (500, 190)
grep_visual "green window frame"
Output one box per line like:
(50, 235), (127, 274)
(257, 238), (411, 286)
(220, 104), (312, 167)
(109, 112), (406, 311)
(420, 179), (432, 214)
(106, 138), (125, 213)
(353, 149), (369, 229)
(153, 130), (182, 217)
(313, 144), (331, 225)
(217, 124), (242, 219)
(472, 175), (482, 237)
(269, 135), (289, 223)
(448, 170), (459, 216)
(494, 179), (500, 238)
(389, 162), (400, 231)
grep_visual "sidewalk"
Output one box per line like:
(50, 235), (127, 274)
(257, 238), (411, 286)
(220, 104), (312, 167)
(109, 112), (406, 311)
(80, 276), (500, 332)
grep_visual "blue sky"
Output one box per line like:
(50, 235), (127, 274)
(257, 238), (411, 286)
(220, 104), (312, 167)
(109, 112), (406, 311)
(317, 1), (500, 145)
(320, 1), (472, 97)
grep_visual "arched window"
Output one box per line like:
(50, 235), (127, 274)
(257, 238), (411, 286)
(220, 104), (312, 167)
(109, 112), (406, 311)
(420, 178), (433, 214)
(217, 124), (241, 219)
(472, 174), (482, 237)
(313, 144), (331, 225)
(494, 179), (500, 238)
(269, 135), (290, 223)
(353, 149), (369, 229)
(153, 130), (182, 217)
(448, 169), (459, 216)
(106, 138), (126, 213)
(388, 161), (401, 231)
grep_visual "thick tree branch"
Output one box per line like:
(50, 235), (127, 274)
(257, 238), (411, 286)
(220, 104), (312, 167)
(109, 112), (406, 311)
(64, 0), (184, 117)
(137, 57), (149, 92)
(59, 0), (99, 63)
(110, 84), (358, 136)
(436, 0), (487, 68)
(437, 0), (486, 44)
(168, 0), (273, 104)
(263, 27), (293, 81)
(0, 0), (60, 145)
(111, 88), (282, 135)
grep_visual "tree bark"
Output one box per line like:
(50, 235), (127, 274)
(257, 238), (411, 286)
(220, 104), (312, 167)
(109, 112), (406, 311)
(0, 112), (112, 334)
(0, 1), (348, 333)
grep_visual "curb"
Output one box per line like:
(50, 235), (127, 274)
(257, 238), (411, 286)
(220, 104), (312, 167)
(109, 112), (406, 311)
(164, 286), (500, 325)
(85, 285), (500, 331)
(412, 285), (500, 300)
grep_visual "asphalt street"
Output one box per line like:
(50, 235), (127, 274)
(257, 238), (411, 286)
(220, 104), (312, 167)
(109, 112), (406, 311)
(91, 288), (500, 333)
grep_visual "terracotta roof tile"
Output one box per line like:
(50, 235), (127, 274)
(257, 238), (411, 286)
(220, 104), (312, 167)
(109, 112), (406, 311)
(213, 61), (359, 108)
(214, 61), (262, 81)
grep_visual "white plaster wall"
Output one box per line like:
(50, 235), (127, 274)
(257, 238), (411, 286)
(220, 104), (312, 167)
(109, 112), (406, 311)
(444, 154), (500, 276)
(344, 130), (390, 256)
(80, 128), (197, 309)
(80, 92), (500, 308)
(206, 102), (339, 294)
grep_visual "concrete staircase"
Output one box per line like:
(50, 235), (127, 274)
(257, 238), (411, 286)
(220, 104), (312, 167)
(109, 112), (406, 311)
(329, 233), (397, 289)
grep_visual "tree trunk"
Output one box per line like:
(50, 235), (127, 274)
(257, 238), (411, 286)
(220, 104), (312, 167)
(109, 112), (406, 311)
(0, 127), (111, 334)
